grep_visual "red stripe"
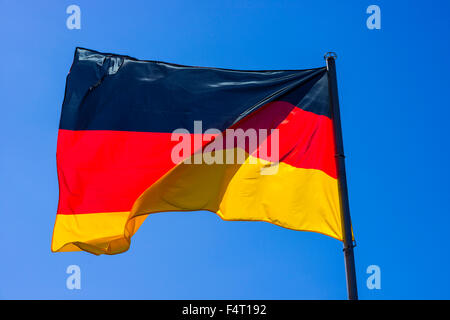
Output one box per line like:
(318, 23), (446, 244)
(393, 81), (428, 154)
(57, 101), (336, 215)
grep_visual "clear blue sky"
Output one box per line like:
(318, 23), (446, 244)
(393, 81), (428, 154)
(1, 0), (450, 299)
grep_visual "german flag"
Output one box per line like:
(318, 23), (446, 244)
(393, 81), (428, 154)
(52, 48), (342, 255)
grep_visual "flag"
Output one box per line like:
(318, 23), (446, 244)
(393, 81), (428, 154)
(52, 47), (342, 255)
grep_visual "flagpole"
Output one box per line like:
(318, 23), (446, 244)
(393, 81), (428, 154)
(324, 52), (358, 300)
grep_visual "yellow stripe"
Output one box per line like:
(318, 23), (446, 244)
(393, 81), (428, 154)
(53, 154), (343, 254)
(131, 156), (342, 240)
(52, 212), (146, 254)
(220, 162), (342, 239)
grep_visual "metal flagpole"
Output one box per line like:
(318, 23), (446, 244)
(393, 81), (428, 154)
(324, 52), (358, 300)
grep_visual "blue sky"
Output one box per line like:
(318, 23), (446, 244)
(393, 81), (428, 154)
(1, 0), (450, 299)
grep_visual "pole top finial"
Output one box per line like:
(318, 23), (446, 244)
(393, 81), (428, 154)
(324, 52), (338, 61)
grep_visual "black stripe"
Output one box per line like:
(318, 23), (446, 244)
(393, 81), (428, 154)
(59, 48), (330, 132)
